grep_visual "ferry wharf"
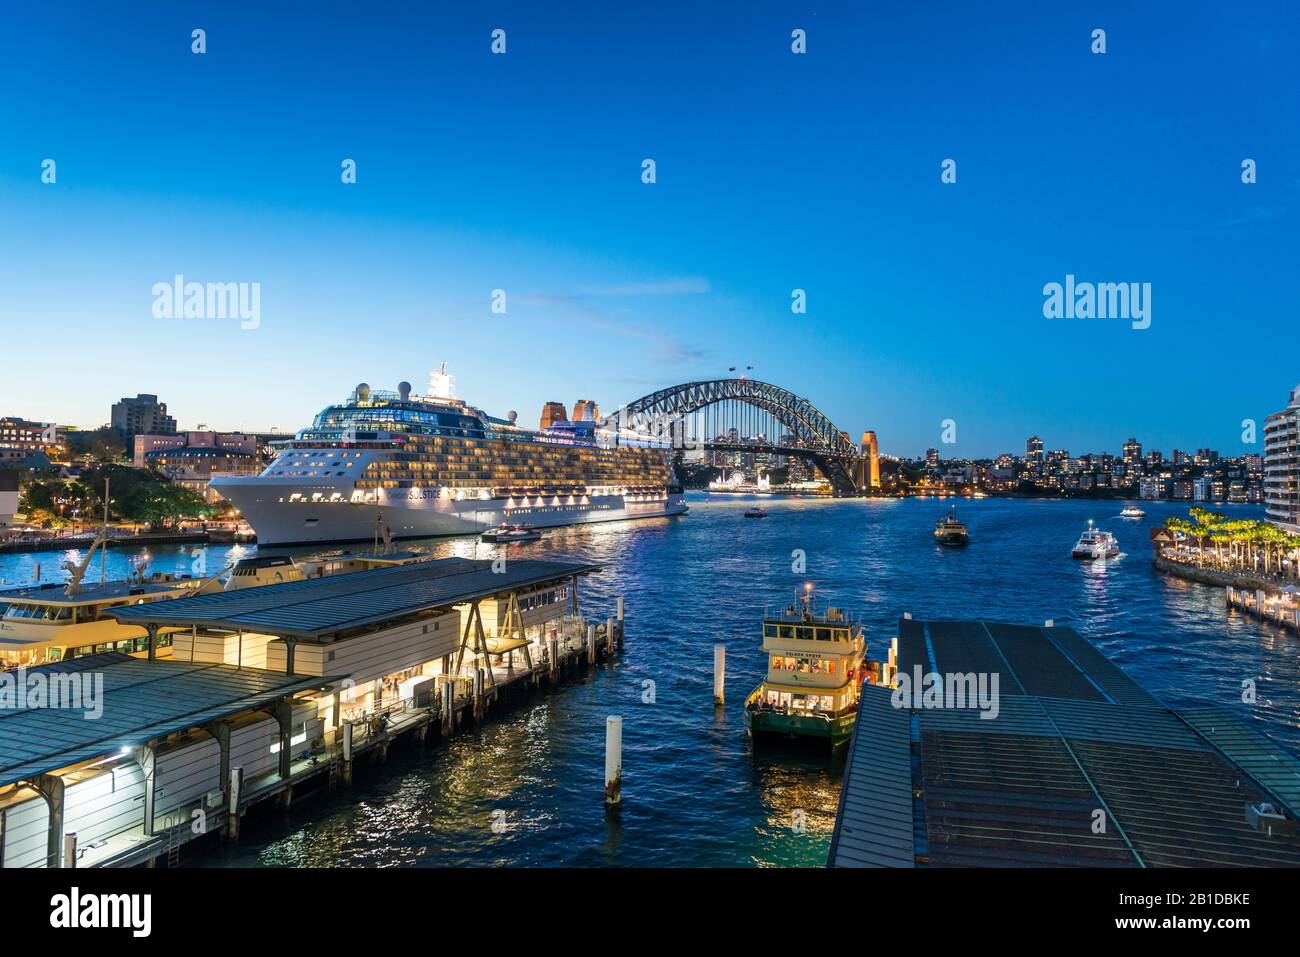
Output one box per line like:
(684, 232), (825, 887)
(829, 618), (1300, 867)
(0, 556), (624, 868)
(1224, 584), (1300, 631)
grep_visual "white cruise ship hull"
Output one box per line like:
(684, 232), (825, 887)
(212, 476), (688, 546)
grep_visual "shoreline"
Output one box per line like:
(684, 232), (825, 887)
(0, 530), (229, 554)
(1152, 552), (1297, 592)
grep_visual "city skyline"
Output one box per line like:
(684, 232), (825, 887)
(4, 3), (1298, 457)
(8, 374), (1294, 464)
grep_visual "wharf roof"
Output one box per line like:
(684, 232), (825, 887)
(829, 618), (1300, 868)
(106, 556), (599, 641)
(0, 653), (332, 788)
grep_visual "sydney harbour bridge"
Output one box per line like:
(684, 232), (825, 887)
(600, 378), (879, 496)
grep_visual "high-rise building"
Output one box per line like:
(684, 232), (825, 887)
(859, 431), (880, 489)
(1026, 436), (1044, 462)
(111, 394), (176, 445)
(1264, 385), (1300, 532)
(1122, 437), (1142, 465)
(539, 402), (568, 430)
(925, 448), (940, 468)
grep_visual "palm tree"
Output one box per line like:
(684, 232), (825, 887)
(1286, 535), (1300, 581)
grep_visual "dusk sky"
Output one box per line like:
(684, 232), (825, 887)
(2, 2), (1297, 457)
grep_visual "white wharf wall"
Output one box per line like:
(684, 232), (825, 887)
(62, 761), (147, 848)
(153, 734), (221, 829)
(1, 789), (50, 868)
(265, 611), (460, 683)
(229, 716), (280, 782)
(172, 630), (276, 669)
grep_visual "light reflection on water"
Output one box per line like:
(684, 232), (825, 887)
(3, 494), (1295, 866)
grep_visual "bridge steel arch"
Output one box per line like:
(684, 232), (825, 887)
(605, 379), (864, 495)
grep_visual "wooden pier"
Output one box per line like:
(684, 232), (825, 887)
(0, 557), (626, 870)
(1225, 584), (1300, 631)
(139, 615), (623, 867)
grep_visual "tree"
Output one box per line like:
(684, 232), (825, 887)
(78, 464), (215, 529)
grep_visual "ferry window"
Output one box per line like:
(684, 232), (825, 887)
(763, 625), (777, 638)
(796, 627), (812, 641)
(778, 625), (793, 639)
(816, 628), (831, 641)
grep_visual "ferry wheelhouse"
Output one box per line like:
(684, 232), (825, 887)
(212, 365), (688, 545)
(744, 588), (868, 748)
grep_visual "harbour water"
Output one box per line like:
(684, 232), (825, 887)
(3, 494), (1296, 867)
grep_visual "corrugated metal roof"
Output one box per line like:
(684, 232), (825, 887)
(828, 619), (1300, 868)
(1179, 707), (1300, 817)
(0, 654), (331, 787)
(828, 685), (915, 868)
(106, 557), (599, 639)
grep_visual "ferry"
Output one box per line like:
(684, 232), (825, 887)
(211, 365), (689, 546)
(1120, 505), (1145, 519)
(933, 507), (970, 546)
(479, 523), (542, 543)
(743, 587), (869, 749)
(225, 516), (426, 590)
(223, 550), (424, 590)
(1072, 520), (1120, 560)
(0, 536), (214, 669)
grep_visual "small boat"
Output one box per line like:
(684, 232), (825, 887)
(744, 587), (869, 749)
(933, 508), (970, 546)
(744, 506), (768, 518)
(1072, 520), (1120, 560)
(480, 522), (542, 543)
(1120, 505), (1145, 519)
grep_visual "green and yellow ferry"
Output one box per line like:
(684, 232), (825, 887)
(743, 586), (869, 749)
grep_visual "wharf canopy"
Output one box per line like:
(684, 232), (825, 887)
(0, 556), (601, 868)
(108, 555), (599, 737)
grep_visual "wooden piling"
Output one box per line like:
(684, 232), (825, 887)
(713, 644), (725, 705)
(604, 715), (622, 809)
(341, 722), (353, 786)
(226, 767), (243, 841)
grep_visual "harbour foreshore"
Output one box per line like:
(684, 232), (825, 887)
(1151, 552), (1288, 593)
(1154, 553), (1300, 630)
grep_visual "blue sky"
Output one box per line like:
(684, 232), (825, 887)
(2, 1), (1297, 457)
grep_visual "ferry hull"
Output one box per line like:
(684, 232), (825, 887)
(212, 476), (688, 546)
(744, 704), (856, 748)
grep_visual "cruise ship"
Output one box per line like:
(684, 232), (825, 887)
(211, 367), (689, 546)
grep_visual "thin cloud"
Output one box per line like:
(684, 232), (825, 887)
(517, 276), (711, 305)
